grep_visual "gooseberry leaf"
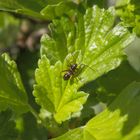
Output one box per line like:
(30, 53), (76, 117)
(35, 6), (135, 123)
(0, 0), (48, 20)
(82, 61), (140, 105)
(41, 1), (77, 20)
(51, 82), (140, 140)
(41, 6), (135, 86)
(0, 53), (29, 115)
(34, 56), (88, 123)
(0, 0), (78, 20)
(78, 61), (140, 129)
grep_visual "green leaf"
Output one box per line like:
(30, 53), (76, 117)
(41, 5), (135, 86)
(81, 61), (140, 105)
(79, 61), (140, 125)
(0, 53), (29, 115)
(85, 82), (140, 139)
(0, 110), (18, 140)
(0, 0), (48, 20)
(34, 55), (88, 123)
(0, 0), (79, 20)
(116, 0), (140, 37)
(36, 6), (134, 123)
(51, 128), (85, 140)
(41, 1), (77, 20)
(19, 113), (48, 140)
(51, 82), (140, 140)
(41, 17), (75, 63)
(96, 61), (140, 94)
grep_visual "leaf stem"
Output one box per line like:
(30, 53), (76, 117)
(28, 105), (39, 120)
(28, 104), (46, 127)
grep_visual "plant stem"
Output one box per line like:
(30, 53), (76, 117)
(28, 104), (47, 127)
(28, 105), (39, 119)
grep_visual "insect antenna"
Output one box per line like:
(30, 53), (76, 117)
(79, 63), (96, 73)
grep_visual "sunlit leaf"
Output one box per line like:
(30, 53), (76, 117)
(0, 0), (78, 20)
(51, 82), (140, 140)
(41, 1), (77, 20)
(0, 0), (48, 20)
(116, 0), (140, 36)
(34, 55), (88, 123)
(35, 6), (135, 123)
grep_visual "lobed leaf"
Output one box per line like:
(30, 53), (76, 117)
(0, 53), (29, 115)
(41, 6), (135, 86)
(79, 61), (140, 111)
(35, 6), (135, 123)
(34, 55), (88, 123)
(41, 1), (77, 20)
(51, 82), (140, 140)
(0, 0), (48, 20)
(0, 0), (78, 20)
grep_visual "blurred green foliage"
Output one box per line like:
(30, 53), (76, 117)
(116, 0), (140, 36)
(0, 0), (140, 140)
(0, 110), (18, 140)
(0, 12), (19, 50)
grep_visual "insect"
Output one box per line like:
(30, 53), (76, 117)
(62, 63), (78, 80)
(62, 52), (94, 81)
(62, 62), (93, 81)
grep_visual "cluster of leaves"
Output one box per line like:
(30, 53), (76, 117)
(116, 0), (140, 36)
(0, 0), (140, 140)
(37, 5), (134, 124)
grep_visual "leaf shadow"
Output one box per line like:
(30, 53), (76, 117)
(108, 82), (140, 136)
(81, 62), (140, 137)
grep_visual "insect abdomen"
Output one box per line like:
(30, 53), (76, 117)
(63, 71), (71, 80)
